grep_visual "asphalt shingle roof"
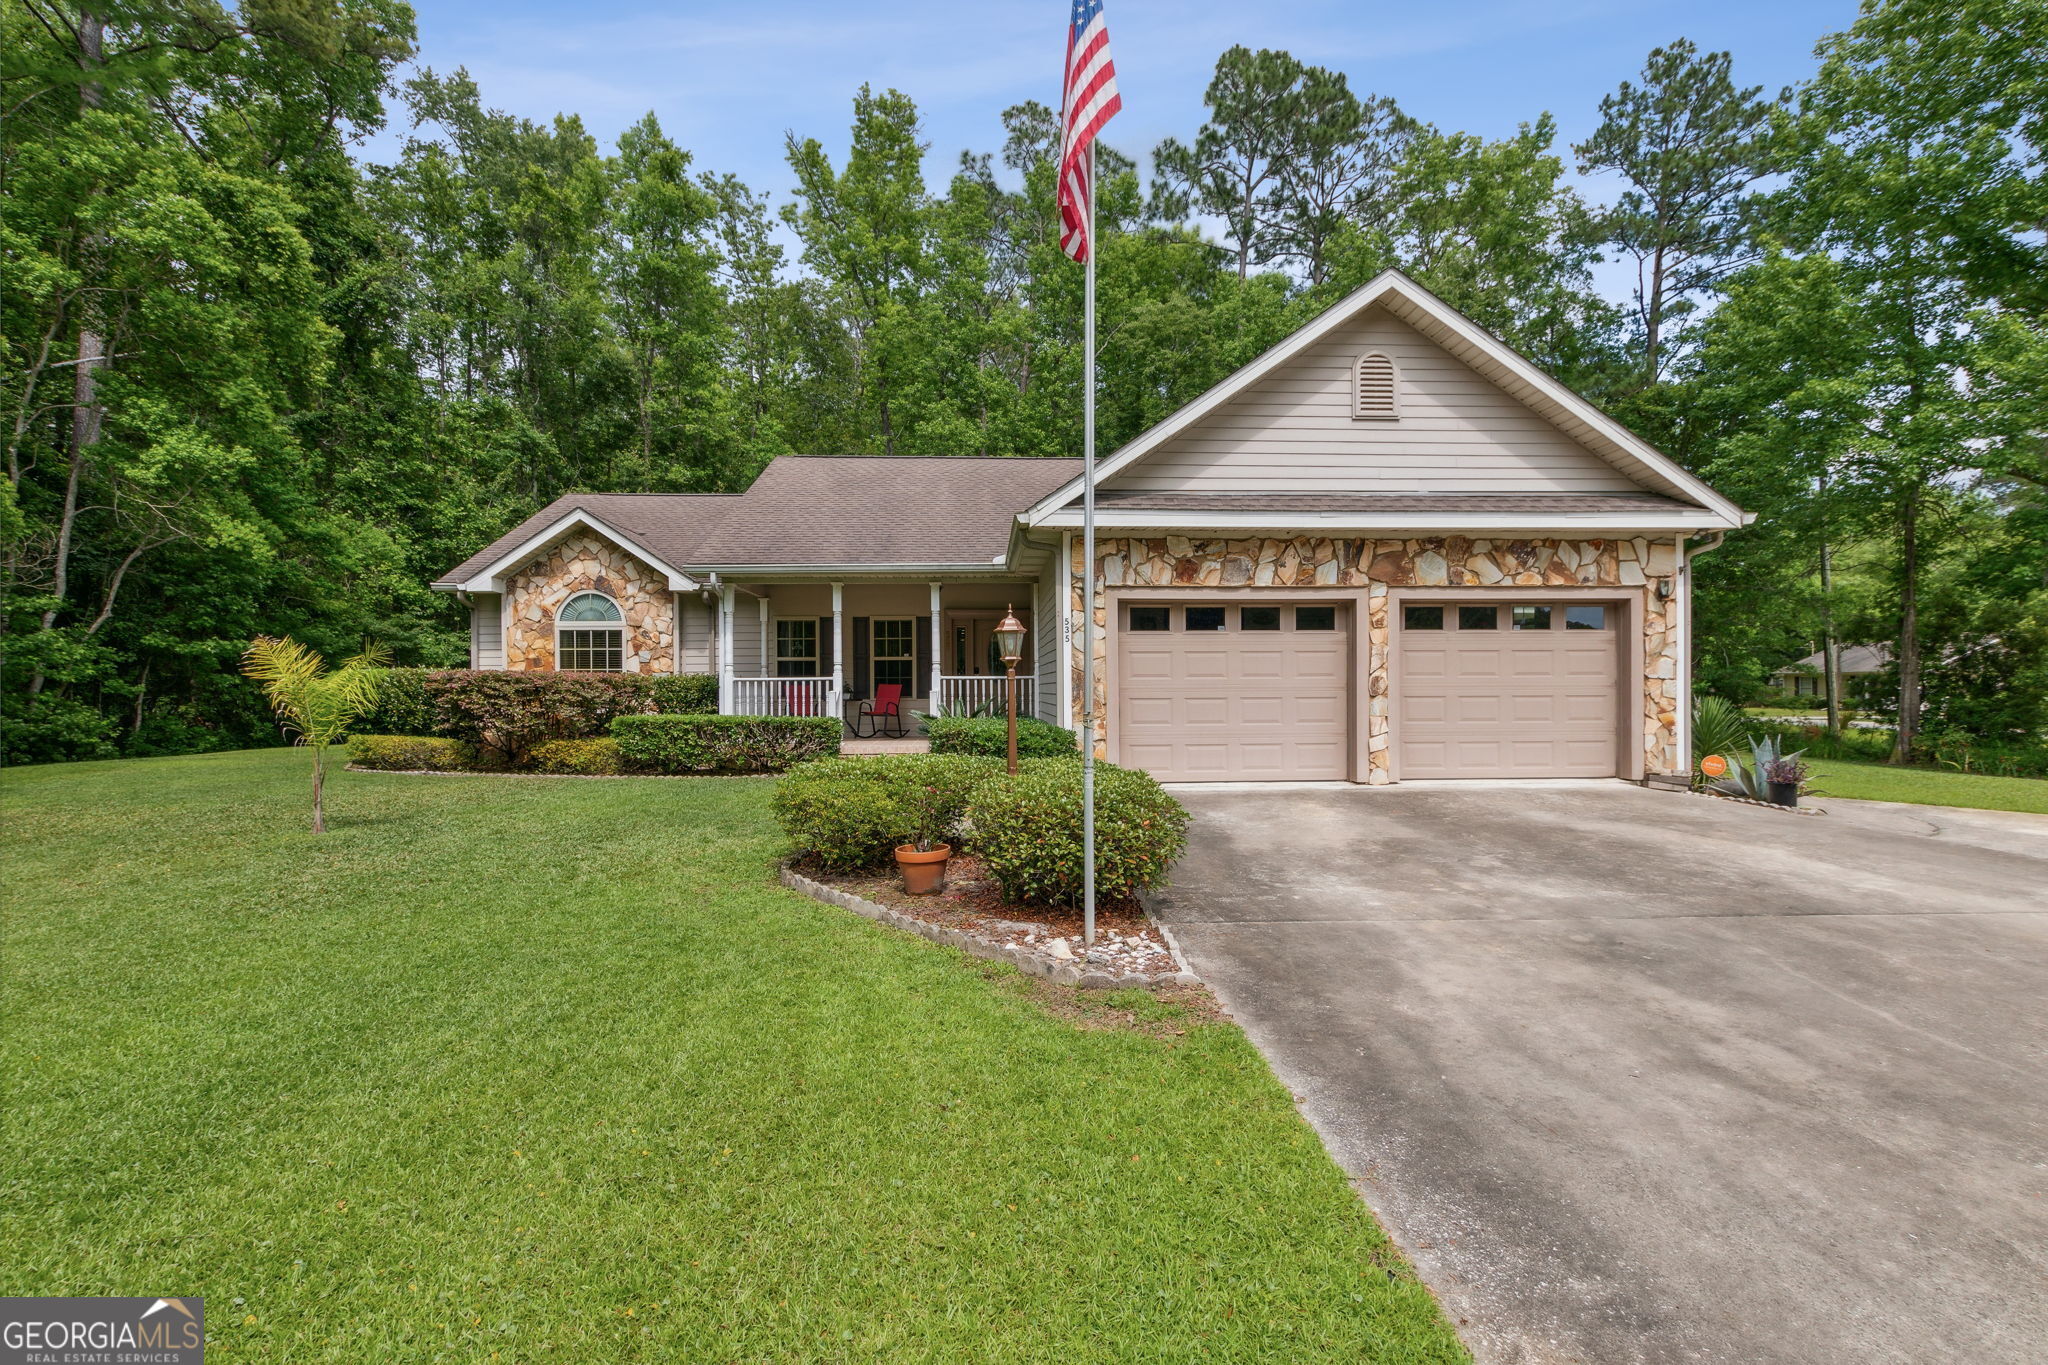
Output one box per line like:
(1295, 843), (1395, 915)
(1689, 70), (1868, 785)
(669, 456), (1080, 568)
(433, 492), (737, 586)
(434, 456), (1081, 582)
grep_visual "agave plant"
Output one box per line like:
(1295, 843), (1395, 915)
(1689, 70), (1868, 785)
(242, 637), (390, 833)
(1713, 732), (1807, 800)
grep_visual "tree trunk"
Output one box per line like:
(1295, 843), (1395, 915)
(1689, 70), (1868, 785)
(311, 743), (327, 834)
(31, 11), (110, 697)
(1819, 537), (1842, 737)
(1891, 489), (1921, 763)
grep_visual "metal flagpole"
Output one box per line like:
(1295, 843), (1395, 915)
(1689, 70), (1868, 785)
(1081, 139), (1098, 949)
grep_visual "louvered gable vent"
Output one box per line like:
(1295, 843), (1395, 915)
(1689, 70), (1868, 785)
(1353, 352), (1399, 420)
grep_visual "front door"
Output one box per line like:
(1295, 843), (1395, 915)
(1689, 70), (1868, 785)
(944, 610), (1030, 676)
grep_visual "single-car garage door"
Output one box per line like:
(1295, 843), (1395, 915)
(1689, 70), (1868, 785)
(1117, 601), (1351, 781)
(1397, 600), (1619, 778)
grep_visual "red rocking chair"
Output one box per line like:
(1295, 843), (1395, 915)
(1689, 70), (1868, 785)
(853, 683), (905, 738)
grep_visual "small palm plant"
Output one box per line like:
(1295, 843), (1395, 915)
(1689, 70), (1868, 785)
(242, 637), (390, 833)
(1691, 694), (1755, 772)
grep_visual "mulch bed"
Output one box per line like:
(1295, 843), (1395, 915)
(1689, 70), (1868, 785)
(801, 854), (1184, 980)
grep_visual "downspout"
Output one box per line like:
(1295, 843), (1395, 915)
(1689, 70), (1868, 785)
(1676, 530), (1729, 773)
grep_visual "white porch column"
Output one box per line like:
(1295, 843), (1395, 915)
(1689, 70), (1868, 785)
(830, 582), (845, 722)
(717, 585), (735, 714)
(929, 581), (943, 706)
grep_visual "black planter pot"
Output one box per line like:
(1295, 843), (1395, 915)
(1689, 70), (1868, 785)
(1767, 781), (1799, 807)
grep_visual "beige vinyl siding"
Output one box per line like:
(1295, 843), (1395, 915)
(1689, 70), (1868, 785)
(469, 593), (505, 670)
(1033, 560), (1060, 724)
(1103, 310), (1642, 496)
(728, 591), (766, 677)
(677, 594), (715, 674)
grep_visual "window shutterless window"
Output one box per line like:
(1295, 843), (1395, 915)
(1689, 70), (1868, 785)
(1128, 606), (1171, 631)
(871, 618), (915, 691)
(1403, 605), (1444, 631)
(1564, 605), (1607, 631)
(1458, 606), (1499, 631)
(1240, 606), (1281, 631)
(1512, 605), (1553, 631)
(1295, 605), (1337, 631)
(1185, 606), (1226, 631)
(775, 618), (818, 677)
(557, 628), (623, 671)
(555, 592), (624, 671)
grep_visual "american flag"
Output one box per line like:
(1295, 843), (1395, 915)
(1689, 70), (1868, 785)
(1058, 0), (1121, 263)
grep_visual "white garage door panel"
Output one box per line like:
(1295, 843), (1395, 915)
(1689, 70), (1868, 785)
(1398, 602), (1619, 779)
(1117, 602), (1352, 782)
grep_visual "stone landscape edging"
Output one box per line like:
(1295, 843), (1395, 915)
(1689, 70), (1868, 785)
(778, 863), (1201, 992)
(1690, 788), (1827, 816)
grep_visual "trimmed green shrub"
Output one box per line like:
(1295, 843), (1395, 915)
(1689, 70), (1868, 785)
(428, 671), (656, 764)
(925, 714), (1077, 760)
(530, 737), (628, 775)
(649, 673), (720, 715)
(966, 759), (1189, 906)
(772, 754), (1005, 870)
(612, 714), (840, 774)
(352, 667), (433, 737)
(346, 734), (481, 772)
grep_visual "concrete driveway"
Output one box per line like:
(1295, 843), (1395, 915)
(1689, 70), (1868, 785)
(1148, 784), (2048, 1365)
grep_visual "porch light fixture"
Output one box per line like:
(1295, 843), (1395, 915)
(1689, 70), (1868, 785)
(996, 605), (1027, 775)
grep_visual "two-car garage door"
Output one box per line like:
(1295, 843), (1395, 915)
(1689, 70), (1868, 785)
(1113, 597), (1621, 782)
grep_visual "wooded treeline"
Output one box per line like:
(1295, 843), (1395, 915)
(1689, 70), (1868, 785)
(4, 0), (2044, 764)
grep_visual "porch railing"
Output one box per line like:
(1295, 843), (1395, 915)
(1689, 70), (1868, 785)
(729, 676), (837, 719)
(936, 674), (1035, 718)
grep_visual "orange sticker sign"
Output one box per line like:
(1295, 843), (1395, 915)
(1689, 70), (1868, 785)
(1699, 754), (1729, 778)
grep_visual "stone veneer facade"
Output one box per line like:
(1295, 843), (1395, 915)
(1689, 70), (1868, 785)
(1070, 535), (1681, 782)
(504, 531), (675, 672)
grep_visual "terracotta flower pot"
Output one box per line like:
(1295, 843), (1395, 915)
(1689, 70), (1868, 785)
(895, 844), (952, 895)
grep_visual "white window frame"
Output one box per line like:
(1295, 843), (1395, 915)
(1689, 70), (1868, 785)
(774, 617), (819, 678)
(870, 617), (917, 695)
(555, 591), (625, 671)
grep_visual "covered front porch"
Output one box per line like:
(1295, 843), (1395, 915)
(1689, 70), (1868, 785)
(713, 577), (1048, 736)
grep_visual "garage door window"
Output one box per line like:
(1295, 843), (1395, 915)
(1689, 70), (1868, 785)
(1129, 606), (1170, 631)
(1296, 605), (1337, 630)
(1241, 605), (1282, 631)
(1512, 604), (1553, 630)
(1186, 606), (1227, 631)
(1403, 605), (1444, 630)
(1565, 605), (1607, 630)
(1458, 606), (1499, 630)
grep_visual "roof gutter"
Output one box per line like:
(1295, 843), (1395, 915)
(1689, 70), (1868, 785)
(1029, 510), (1743, 534)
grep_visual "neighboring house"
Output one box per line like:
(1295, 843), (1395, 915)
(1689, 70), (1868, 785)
(1772, 644), (1891, 699)
(434, 271), (1750, 784)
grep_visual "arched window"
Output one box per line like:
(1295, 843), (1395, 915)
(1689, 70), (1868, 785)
(556, 591), (624, 671)
(1353, 352), (1400, 420)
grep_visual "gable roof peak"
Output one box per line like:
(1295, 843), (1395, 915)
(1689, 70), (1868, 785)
(1022, 269), (1747, 529)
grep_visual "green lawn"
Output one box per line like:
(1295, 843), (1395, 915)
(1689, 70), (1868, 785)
(0, 749), (1466, 1363)
(1807, 757), (2048, 815)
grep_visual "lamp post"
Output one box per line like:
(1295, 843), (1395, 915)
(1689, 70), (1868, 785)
(994, 605), (1027, 776)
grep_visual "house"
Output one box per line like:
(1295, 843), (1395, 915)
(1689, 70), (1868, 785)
(433, 271), (1750, 784)
(1772, 644), (1890, 699)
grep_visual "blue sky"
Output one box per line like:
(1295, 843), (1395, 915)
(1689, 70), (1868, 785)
(359, 0), (1863, 293)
